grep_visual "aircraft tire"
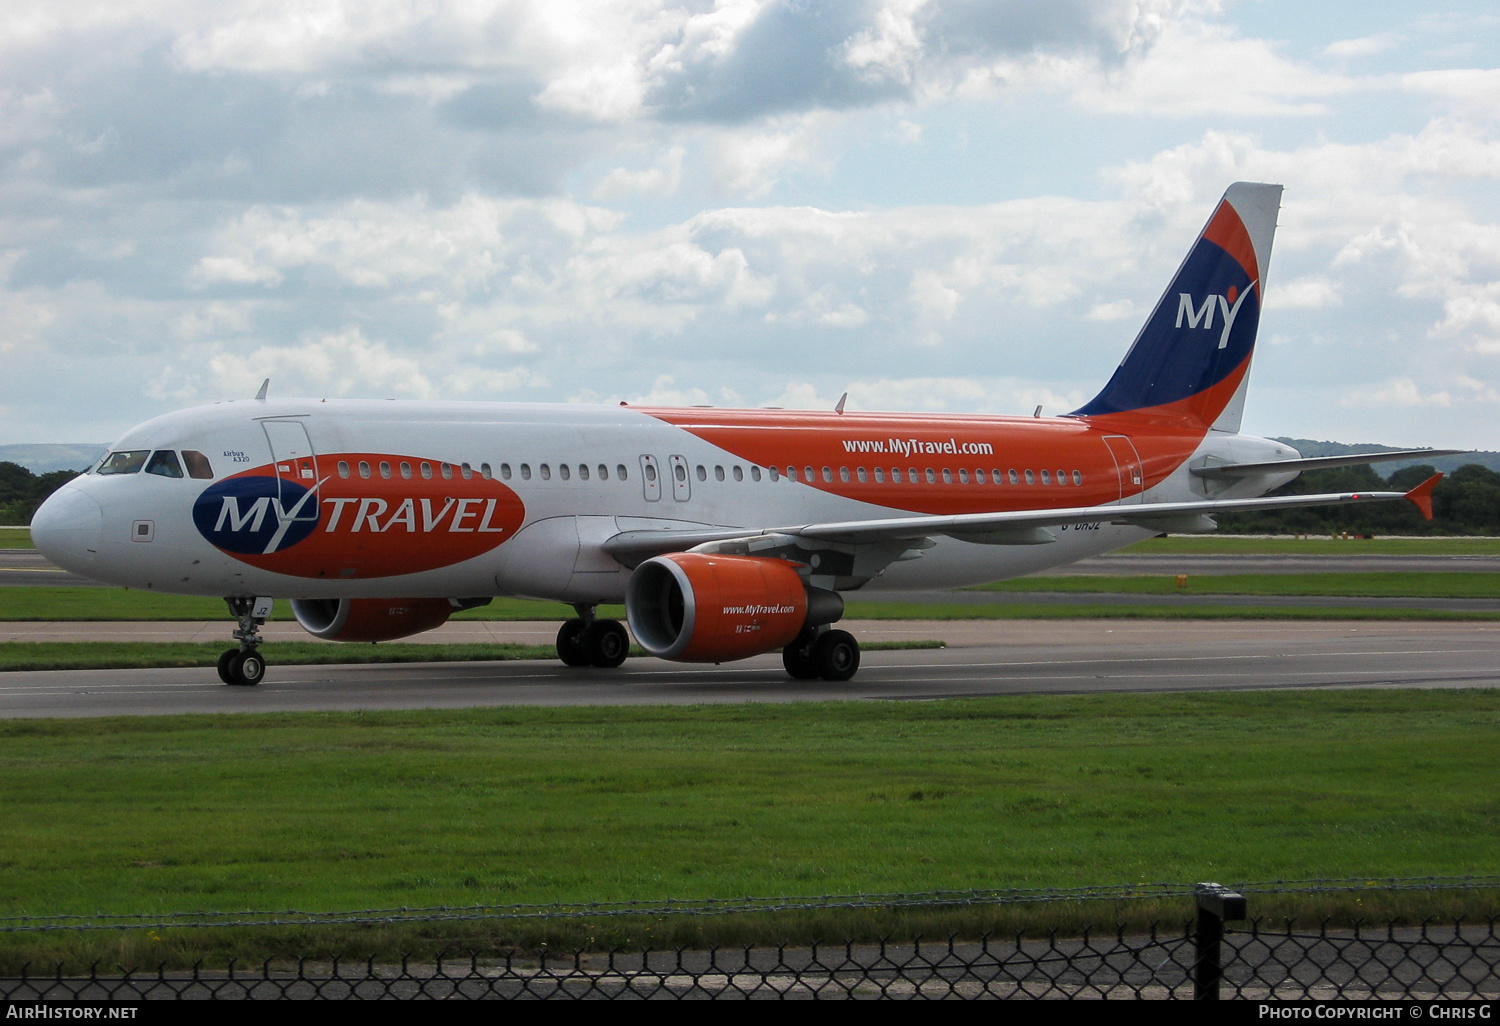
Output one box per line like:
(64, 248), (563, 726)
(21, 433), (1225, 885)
(782, 636), (820, 680)
(217, 648), (238, 685)
(226, 650), (266, 687)
(812, 630), (860, 682)
(556, 619), (592, 667)
(584, 620), (629, 668)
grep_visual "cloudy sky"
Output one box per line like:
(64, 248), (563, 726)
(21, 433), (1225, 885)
(3, 0), (1498, 449)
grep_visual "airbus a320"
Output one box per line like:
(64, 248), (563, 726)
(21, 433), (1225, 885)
(31, 183), (1449, 686)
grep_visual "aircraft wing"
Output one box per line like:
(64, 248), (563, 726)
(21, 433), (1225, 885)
(602, 474), (1442, 565)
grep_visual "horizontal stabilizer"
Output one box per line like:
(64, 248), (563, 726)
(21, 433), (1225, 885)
(1404, 472), (1442, 521)
(1193, 449), (1466, 480)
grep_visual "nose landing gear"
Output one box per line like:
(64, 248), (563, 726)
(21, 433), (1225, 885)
(218, 596), (271, 686)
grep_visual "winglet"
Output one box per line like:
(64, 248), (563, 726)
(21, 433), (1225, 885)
(255, 378), (270, 401)
(1404, 472), (1442, 521)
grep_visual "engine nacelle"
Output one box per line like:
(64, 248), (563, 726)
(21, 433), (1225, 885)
(290, 597), (455, 642)
(626, 553), (842, 663)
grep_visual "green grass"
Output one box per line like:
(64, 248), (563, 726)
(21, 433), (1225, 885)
(0, 528), (31, 548)
(842, 601), (1500, 621)
(7, 587), (1498, 625)
(1122, 535), (1500, 556)
(971, 572), (1500, 598)
(0, 691), (1494, 965)
(0, 639), (942, 672)
(0, 587), (605, 622)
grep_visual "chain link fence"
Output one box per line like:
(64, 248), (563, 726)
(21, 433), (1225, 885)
(2, 878), (1496, 1000)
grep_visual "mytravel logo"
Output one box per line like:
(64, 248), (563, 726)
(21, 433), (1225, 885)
(1174, 279), (1258, 350)
(192, 454), (526, 579)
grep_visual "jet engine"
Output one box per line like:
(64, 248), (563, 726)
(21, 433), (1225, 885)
(625, 553), (843, 663)
(290, 597), (482, 642)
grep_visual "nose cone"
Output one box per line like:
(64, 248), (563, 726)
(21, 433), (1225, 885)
(31, 485), (103, 574)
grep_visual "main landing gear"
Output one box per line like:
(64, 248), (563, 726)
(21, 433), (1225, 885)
(782, 627), (860, 682)
(218, 596), (269, 687)
(556, 604), (630, 669)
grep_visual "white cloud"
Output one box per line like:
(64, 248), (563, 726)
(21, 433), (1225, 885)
(203, 327), (437, 400)
(1266, 277), (1341, 310)
(1323, 34), (1399, 59)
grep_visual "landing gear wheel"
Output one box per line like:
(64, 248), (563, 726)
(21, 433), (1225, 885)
(224, 650), (266, 687)
(583, 620), (629, 668)
(782, 634), (819, 680)
(812, 629), (860, 681)
(556, 618), (592, 667)
(217, 649), (238, 685)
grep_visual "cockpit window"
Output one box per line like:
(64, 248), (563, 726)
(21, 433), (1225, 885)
(96, 450), (150, 475)
(145, 450), (184, 478)
(182, 450), (214, 479)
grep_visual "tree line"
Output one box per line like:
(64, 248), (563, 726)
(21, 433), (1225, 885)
(2, 459), (1497, 535)
(0, 463), (83, 526)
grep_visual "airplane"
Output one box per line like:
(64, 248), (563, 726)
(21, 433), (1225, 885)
(30, 182), (1454, 687)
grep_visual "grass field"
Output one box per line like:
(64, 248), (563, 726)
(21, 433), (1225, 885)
(1125, 535), (1500, 556)
(0, 528), (31, 548)
(4, 583), (1498, 625)
(972, 572), (1500, 598)
(0, 690), (1494, 965)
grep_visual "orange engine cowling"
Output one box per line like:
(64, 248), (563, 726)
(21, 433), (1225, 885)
(627, 553), (836, 663)
(290, 597), (455, 642)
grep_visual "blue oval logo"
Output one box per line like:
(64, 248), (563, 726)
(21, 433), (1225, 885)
(193, 475), (321, 555)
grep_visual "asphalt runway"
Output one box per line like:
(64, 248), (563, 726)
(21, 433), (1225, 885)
(4, 620), (1497, 719)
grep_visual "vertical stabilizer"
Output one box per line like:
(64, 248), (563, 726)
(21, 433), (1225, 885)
(1071, 183), (1282, 432)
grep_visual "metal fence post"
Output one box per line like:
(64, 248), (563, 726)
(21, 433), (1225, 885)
(1193, 882), (1247, 1000)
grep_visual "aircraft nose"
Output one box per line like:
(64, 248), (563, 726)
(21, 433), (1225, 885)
(31, 484), (103, 573)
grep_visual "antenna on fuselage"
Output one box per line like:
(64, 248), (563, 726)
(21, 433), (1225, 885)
(835, 392), (847, 415)
(255, 379), (270, 401)
(1033, 405), (1042, 418)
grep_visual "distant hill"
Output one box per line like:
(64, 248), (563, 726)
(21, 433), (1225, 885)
(1271, 439), (1500, 479)
(0, 444), (106, 475)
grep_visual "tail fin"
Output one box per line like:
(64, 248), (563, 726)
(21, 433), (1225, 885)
(1071, 182), (1282, 432)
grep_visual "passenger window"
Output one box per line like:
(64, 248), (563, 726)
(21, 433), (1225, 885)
(97, 450), (150, 475)
(942, 468), (953, 484)
(821, 467), (832, 483)
(975, 469), (986, 484)
(359, 461), (371, 479)
(1056, 469), (1066, 485)
(379, 461), (393, 479)
(891, 469), (901, 483)
(1025, 470), (1035, 485)
(182, 450), (214, 480)
(857, 467), (867, 483)
(645, 464), (657, 482)
(733, 466), (743, 482)
(480, 463), (492, 480)
(145, 450), (184, 478)
(806, 466), (815, 482)
(579, 464), (590, 481)
(715, 466), (725, 482)
(540, 464), (551, 481)
(337, 460), (351, 479)
(1041, 470), (1051, 485)
(500, 463), (512, 480)
(1009, 469), (1019, 484)
(559, 464), (570, 481)
(1073, 470), (1083, 485)
(925, 468), (936, 484)
(521, 464), (532, 480)
(874, 467), (884, 483)
(617, 465), (628, 481)
(400, 461), (413, 479)
(959, 469), (970, 484)
(421, 462), (433, 479)
(674, 464), (686, 482)
(598, 464), (609, 480)
(910, 467), (920, 482)
(839, 467), (850, 483)
(767, 466), (778, 481)
(750, 466), (761, 482)
(441, 463), (453, 480)
(696, 465), (706, 482)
